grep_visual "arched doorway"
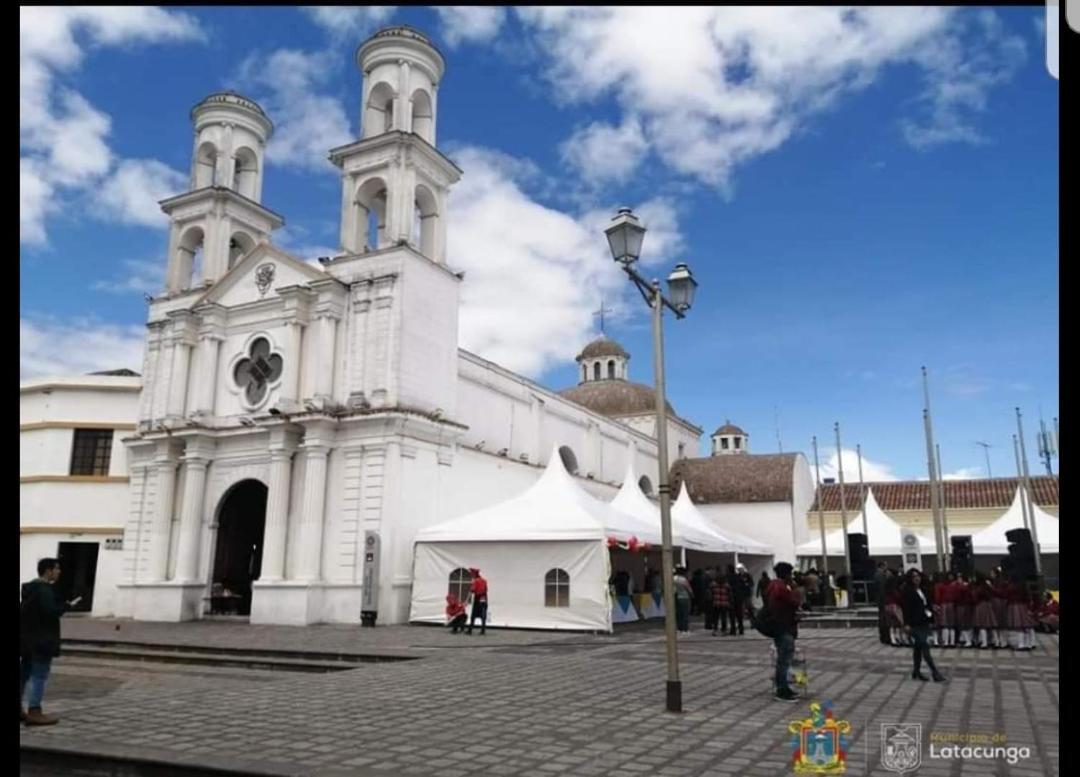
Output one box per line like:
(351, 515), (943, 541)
(210, 479), (268, 616)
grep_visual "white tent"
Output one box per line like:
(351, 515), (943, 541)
(969, 487), (1059, 555)
(410, 447), (654, 632)
(796, 487), (936, 557)
(672, 484), (774, 555)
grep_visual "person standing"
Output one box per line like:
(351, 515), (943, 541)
(756, 571), (771, 606)
(884, 572), (907, 646)
(21, 558), (80, 726)
(901, 569), (947, 682)
(933, 572), (954, 648)
(766, 562), (801, 702)
(990, 571), (1009, 649)
(1006, 580), (1036, 650)
(972, 572), (998, 649)
(673, 567), (693, 633)
(874, 562), (890, 645)
(709, 570), (731, 636)
(466, 568), (488, 635)
(954, 573), (975, 648)
(726, 564), (748, 636)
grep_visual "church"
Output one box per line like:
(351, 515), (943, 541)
(20, 26), (820, 627)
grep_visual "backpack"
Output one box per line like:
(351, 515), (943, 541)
(753, 602), (779, 638)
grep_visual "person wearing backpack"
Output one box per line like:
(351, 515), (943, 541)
(673, 567), (694, 633)
(765, 562), (801, 702)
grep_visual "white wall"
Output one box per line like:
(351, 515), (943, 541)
(699, 502), (799, 564)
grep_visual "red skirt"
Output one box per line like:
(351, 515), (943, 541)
(1005, 603), (1036, 630)
(885, 603), (904, 627)
(973, 601), (997, 629)
(955, 603), (974, 629)
(940, 602), (956, 628)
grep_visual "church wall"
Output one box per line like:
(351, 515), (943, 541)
(698, 502), (799, 563)
(396, 256), (459, 415)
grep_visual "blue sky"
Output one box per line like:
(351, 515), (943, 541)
(20, 7), (1059, 482)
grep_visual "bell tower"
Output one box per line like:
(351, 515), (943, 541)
(331, 26), (459, 263)
(161, 92), (284, 294)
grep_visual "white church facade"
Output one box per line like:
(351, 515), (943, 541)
(108, 27), (710, 626)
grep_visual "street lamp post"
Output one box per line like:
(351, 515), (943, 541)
(605, 207), (697, 714)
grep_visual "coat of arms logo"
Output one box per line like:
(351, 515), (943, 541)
(255, 263), (276, 297)
(788, 700), (852, 773)
(881, 724), (921, 774)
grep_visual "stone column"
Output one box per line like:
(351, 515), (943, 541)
(174, 445), (211, 582)
(340, 173), (358, 253)
(260, 438), (297, 582)
(296, 441), (330, 581)
(279, 320), (304, 407)
(313, 312), (340, 400)
(194, 334), (222, 414)
(146, 444), (179, 581)
(399, 60), (412, 133)
(167, 314), (196, 419)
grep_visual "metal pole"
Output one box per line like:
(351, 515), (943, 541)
(1039, 418), (1054, 476)
(921, 368), (945, 573)
(1015, 409), (1043, 575)
(1054, 417), (1059, 454)
(812, 436), (828, 583)
(834, 424), (852, 605)
(1013, 434), (1031, 534)
(936, 444), (950, 568)
(651, 281), (681, 713)
(976, 442), (993, 479)
(856, 444), (868, 538)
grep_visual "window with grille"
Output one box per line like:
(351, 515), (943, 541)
(545, 568), (570, 607)
(70, 429), (113, 476)
(448, 568), (472, 602)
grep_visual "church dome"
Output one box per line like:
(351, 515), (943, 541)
(558, 380), (675, 418)
(576, 337), (630, 362)
(713, 421), (746, 437)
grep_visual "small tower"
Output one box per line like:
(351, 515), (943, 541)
(330, 26), (459, 263)
(576, 337), (630, 383)
(161, 92), (283, 294)
(711, 421), (749, 455)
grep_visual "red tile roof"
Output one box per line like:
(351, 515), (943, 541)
(671, 453), (799, 504)
(811, 476), (1058, 512)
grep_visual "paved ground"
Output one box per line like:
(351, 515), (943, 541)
(22, 619), (1059, 776)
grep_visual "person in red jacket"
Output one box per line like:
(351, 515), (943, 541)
(933, 573), (953, 647)
(1036, 592), (1058, 633)
(990, 571), (1009, 649)
(709, 572), (732, 636)
(445, 593), (467, 634)
(954, 574), (974, 648)
(1005, 581), (1036, 650)
(972, 572), (997, 648)
(885, 576), (908, 646)
(766, 562), (801, 702)
(466, 568), (489, 636)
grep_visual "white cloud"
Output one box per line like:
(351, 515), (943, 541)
(446, 146), (684, 377)
(20, 6), (203, 245)
(560, 117), (649, 187)
(514, 8), (1023, 189)
(95, 159), (188, 228)
(235, 50), (353, 172)
(21, 316), (145, 380)
(942, 467), (982, 480)
(434, 7), (507, 46)
(302, 6), (395, 39)
(814, 447), (901, 483)
(92, 259), (164, 296)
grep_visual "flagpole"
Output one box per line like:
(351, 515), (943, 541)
(1015, 409), (1043, 575)
(856, 444), (867, 537)
(812, 436), (829, 588)
(835, 423), (852, 603)
(921, 368), (946, 574)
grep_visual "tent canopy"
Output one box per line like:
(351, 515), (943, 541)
(797, 487), (936, 557)
(969, 486), (1059, 554)
(415, 447), (660, 544)
(672, 483), (773, 555)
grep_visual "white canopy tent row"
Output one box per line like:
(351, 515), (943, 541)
(607, 465), (775, 622)
(969, 486), (1059, 555)
(795, 487), (937, 563)
(410, 447), (665, 632)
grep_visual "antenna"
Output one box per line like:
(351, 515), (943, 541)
(774, 405), (783, 453)
(974, 441), (993, 478)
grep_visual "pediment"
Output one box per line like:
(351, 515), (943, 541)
(193, 243), (339, 309)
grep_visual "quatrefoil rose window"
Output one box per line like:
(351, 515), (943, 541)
(233, 337), (283, 406)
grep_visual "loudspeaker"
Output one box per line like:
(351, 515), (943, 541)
(848, 533), (873, 579)
(1005, 528), (1032, 544)
(950, 535), (974, 576)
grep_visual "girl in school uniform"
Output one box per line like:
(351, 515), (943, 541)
(972, 572), (998, 648)
(885, 575), (908, 646)
(933, 573), (952, 647)
(954, 574), (975, 648)
(990, 571), (1010, 649)
(1006, 581), (1037, 650)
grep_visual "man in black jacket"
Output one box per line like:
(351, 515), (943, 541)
(20, 558), (79, 726)
(900, 569), (946, 683)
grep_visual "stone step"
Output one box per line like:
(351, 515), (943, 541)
(60, 642), (418, 673)
(63, 638), (419, 664)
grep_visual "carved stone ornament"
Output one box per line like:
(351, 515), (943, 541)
(234, 337), (283, 406)
(255, 263), (276, 297)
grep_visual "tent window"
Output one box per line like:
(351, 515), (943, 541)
(545, 568), (570, 607)
(448, 568), (471, 602)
